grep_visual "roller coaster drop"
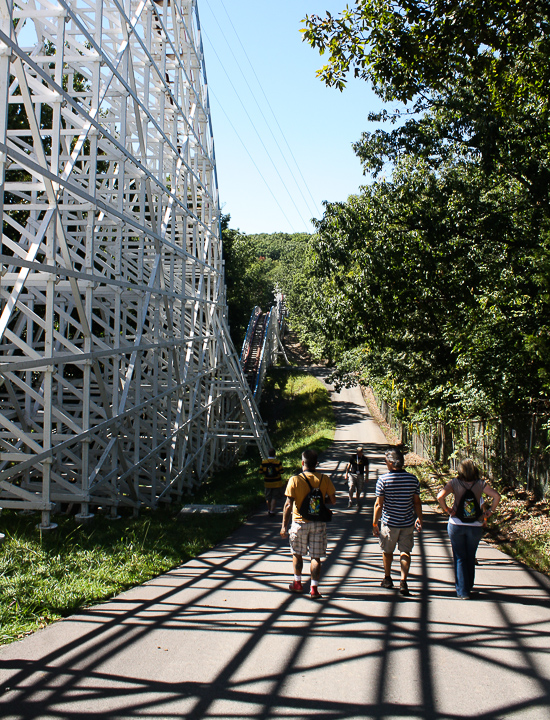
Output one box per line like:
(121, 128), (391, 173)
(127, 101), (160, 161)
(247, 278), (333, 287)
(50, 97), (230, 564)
(0, 0), (273, 527)
(240, 297), (287, 401)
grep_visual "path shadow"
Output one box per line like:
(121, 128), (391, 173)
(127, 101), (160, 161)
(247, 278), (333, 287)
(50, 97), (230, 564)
(2, 381), (550, 719)
(2, 503), (550, 720)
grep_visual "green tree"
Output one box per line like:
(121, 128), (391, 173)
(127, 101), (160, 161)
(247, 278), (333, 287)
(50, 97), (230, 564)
(303, 1), (550, 196)
(246, 232), (311, 299)
(221, 217), (278, 348)
(294, 155), (549, 422)
(295, 1), (550, 418)
(302, 1), (549, 105)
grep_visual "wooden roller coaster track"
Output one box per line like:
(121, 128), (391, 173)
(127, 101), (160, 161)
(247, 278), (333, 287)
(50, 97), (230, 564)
(0, 0), (270, 527)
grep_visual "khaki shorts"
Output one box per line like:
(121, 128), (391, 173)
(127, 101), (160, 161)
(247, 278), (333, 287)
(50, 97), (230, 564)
(348, 472), (364, 493)
(265, 486), (284, 502)
(379, 524), (415, 555)
(289, 521), (328, 558)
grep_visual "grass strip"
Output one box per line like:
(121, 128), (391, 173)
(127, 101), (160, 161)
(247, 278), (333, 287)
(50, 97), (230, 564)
(0, 367), (334, 645)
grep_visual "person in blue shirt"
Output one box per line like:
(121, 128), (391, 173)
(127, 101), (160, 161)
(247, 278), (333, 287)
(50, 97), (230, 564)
(372, 447), (423, 596)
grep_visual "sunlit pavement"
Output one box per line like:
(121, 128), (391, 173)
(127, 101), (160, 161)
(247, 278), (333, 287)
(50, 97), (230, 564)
(1, 377), (550, 719)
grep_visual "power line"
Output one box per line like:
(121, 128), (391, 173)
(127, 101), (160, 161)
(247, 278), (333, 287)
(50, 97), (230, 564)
(201, 25), (310, 231)
(208, 87), (298, 232)
(204, 0), (321, 222)
(201, 0), (322, 231)
(216, 0), (322, 219)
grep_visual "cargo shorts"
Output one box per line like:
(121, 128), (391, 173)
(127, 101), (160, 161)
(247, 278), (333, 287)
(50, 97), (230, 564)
(288, 521), (328, 558)
(378, 523), (415, 555)
(348, 472), (364, 493)
(265, 486), (284, 502)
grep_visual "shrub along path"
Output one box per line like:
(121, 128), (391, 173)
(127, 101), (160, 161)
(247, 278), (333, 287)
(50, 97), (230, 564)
(1, 378), (550, 719)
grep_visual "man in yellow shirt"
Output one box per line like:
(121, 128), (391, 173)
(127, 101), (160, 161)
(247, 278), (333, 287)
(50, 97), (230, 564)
(259, 448), (283, 516)
(280, 448), (336, 599)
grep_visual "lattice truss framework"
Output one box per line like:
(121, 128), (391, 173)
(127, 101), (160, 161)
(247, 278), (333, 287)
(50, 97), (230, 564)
(0, 0), (268, 525)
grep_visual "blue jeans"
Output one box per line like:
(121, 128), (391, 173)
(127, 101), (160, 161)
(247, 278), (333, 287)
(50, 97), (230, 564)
(447, 522), (484, 598)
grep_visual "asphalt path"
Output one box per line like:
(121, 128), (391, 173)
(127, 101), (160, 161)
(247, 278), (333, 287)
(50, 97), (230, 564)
(2, 377), (550, 719)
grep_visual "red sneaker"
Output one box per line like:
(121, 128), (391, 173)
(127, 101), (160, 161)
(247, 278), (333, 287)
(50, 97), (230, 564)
(310, 586), (322, 599)
(288, 580), (303, 593)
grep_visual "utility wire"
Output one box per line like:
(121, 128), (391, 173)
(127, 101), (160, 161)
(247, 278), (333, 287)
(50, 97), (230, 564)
(202, 25), (311, 231)
(209, 87), (298, 232)
(204, 0), (321, 222)
(216, 0), (322, 219)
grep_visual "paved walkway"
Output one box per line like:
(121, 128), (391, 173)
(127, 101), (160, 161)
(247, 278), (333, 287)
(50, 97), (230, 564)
(2, 380), (550, 719)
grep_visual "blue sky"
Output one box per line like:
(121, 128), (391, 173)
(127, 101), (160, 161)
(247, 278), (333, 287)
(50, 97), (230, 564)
(16, 1), (381, 236)
(200, 1), (383, 235)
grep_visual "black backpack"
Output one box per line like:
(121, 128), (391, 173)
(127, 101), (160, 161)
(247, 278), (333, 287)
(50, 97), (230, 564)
(265, 462), (277, 478)
(298, 473), (332, 522)
(456, 481), (483, 523)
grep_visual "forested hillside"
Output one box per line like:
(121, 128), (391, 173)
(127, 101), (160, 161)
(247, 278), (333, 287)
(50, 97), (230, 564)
(221, 220), (311, 347)
(291, 0), (550, 429)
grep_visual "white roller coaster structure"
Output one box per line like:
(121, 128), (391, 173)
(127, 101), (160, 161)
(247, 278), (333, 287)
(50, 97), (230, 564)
(0, 0), (270, 527)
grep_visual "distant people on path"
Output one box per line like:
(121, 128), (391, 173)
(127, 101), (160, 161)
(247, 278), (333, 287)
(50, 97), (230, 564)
(437, 459), (501, 599)
(372, 448), (423, 596)
(345, 445), (369, 508)
(259, 448), (284, 517)
(280, 448), (336, 599)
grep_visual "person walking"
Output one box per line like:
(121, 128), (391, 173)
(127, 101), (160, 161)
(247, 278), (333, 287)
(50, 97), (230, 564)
(259, 448), (284, 517)
(345, 445), (369, 508)
(372, 447), (423, 596)
(280, 448), (336, 599)
(437, 459), (500, 599)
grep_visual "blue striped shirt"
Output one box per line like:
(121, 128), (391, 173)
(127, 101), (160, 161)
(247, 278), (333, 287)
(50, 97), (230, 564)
(376, 470), (420, 527)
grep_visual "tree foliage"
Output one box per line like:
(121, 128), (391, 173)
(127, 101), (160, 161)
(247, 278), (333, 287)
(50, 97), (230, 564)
(299, 159), (548, 421)
(304, 1), (550, 193)
(295, 1), (550, 424)
(221, 219), (311, 348)
(302, 0), (550, 104)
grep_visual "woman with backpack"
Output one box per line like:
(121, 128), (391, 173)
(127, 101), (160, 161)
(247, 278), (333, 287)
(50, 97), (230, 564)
(437, 459), (501, 599)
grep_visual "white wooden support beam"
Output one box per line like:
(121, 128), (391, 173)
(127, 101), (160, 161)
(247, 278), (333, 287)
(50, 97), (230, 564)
(0, 0), (270, 516)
